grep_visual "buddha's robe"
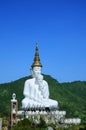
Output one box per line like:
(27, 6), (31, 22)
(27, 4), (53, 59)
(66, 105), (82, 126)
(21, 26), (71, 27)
(22, 78), (58, 108)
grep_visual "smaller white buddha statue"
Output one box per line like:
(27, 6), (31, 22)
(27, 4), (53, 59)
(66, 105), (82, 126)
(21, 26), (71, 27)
(22, 44), (58, 109)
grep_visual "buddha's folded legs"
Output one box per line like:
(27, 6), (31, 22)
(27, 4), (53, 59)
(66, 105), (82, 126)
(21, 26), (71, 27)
(22, 97), (42, 108)
(22, 97), (58, 109)
(42, 99), (58, 108)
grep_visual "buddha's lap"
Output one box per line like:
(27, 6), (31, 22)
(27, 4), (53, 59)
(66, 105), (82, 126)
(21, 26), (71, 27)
(22, 98), (58, 108)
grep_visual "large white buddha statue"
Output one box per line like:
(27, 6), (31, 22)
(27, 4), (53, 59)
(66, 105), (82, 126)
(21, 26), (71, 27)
(22, 44), (58, 109)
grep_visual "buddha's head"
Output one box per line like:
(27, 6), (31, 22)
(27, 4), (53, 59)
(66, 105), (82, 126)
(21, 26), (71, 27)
(30, 66), (42, 78)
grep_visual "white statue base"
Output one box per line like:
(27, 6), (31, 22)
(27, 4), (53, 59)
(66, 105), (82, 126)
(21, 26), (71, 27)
(17, 109), (66, 124)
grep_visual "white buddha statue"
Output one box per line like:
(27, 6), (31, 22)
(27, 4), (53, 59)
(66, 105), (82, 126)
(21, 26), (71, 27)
(22, 44), (58, 109)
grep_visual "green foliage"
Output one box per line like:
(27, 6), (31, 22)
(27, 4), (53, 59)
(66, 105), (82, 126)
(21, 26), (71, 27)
(0, 74), (86, 124)
(2, 117), (8, 127)
(37, 117), (47, 128)
(12, 118), (47, 130)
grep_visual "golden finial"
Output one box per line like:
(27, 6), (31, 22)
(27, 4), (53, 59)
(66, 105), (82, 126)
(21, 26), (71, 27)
(31, 43), (42, 68)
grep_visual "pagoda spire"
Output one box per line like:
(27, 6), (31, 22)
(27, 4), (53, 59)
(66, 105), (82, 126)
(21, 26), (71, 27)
(31, 43), (42, 68)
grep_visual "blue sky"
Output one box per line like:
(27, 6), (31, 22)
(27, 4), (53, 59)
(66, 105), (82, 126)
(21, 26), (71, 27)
(0, 0), (86, 83)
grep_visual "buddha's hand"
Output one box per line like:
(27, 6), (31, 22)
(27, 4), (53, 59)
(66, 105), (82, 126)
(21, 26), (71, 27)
(36, 74), (43, 87)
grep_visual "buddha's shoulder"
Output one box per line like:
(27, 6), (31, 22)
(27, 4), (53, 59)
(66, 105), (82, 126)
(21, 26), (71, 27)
(25, 78), (35, 84)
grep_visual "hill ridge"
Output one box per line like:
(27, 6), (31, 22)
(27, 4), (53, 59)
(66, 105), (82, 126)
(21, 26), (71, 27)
(0, 75), (86, 123)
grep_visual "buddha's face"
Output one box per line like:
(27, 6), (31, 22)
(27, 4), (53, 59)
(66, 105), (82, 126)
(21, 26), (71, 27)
(32, 67), (42, 78)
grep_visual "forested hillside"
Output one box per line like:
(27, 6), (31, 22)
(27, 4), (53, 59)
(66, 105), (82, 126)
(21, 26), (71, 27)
(0, 75), (86, 123)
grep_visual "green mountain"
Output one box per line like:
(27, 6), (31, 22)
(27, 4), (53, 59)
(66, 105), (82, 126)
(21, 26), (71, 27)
(0, 75), (86, 123)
